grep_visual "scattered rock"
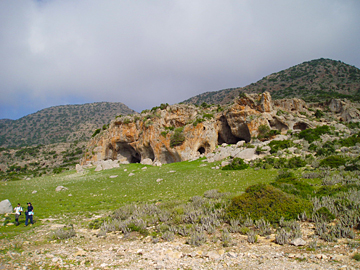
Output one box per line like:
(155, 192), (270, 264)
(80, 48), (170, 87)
(32, 190), (37, 194)
(156, 178), (163, 183)
(291, 238), (306, 246)
(55, 186), (68, 192)
(129, 173), (135, 176)
(109, 175), (118, 178)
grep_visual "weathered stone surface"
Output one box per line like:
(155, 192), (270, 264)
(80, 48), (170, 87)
(55, 186), (68, 192)
(291, 238), (306, 246)
(0, 199), (12, 214)
(76, 164), (84, 173)
(141, 158), (153, 165)
(81, 92), (336, 166)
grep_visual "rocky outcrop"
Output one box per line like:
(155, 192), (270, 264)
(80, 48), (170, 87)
(81, 93), (357, 166)
(328, 99), (360, 122)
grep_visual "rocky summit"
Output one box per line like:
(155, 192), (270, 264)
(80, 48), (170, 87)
(82, 92), (359, 167)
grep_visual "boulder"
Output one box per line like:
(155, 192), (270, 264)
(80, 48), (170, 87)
(141, 158), (153, 165)
(235, 148), (257, 160)
(0, 199), (12, 214)
(94, 164), (102, 171)
(75, 164), (84, 173)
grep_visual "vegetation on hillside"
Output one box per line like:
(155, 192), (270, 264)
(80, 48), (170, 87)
(0, 102), (135, 147)
(183, 58), (360, 105)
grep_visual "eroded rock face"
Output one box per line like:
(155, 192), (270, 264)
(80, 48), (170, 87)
(81, 92), (347, 165)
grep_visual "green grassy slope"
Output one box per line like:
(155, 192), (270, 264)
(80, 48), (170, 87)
(0, 159), (277, 237)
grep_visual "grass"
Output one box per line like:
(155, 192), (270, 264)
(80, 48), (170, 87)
(0, 159), (277, 239)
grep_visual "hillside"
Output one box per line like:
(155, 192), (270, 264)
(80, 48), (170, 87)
(0, 102), (135, 147)
(183, 58), (360, 105)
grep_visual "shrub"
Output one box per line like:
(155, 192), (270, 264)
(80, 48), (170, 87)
(92, 128), (101, 137)
(51, 225), (76, 240)
(352, 253), (360, 261)
(319, 155), (347, 168)
(299, 125), (331, 143)
(313, 207), (336, 223)
(170, 127), (185, 148)
(314, 109), (324, 119)
(269, 140), (292, 154)
(222, 158), (249, 170)
(187, 231), (207, 246)
(272, 176), (315, 199)
(287, 156), (307, 168)
(227, 184), (312, 223)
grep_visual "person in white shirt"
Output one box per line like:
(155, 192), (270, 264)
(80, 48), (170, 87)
(14, 203), (23, 226)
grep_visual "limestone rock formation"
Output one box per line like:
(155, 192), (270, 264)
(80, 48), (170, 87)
(81, 92), (358, 166)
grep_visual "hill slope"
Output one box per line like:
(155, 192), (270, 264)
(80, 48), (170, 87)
(183, 58), (360, 105)
(0, 102), (135, 147)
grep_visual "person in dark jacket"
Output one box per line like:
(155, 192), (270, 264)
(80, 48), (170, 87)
(24, 202), (34, 226)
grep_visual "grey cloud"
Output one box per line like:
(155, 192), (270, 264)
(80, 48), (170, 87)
(0, 0), (359, 119)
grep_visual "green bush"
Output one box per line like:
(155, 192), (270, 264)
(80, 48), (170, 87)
(272, 176), (315, 199)
(269, 140), (292, 154)
(227, 184), (312, 223)
(314, 207), (336, 222)
(222, 158), (249, 170)
(337, 132), (360, 147)
(92, 128), (101, 137)
(299, 125), (331, 143)
(170, 127), (185, 148)
(314, 109), (324, 119)
(287, 156), (307, 168)
(319, 155), (347, 168)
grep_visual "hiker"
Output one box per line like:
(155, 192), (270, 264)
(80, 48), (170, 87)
(25, 202), (34, 226)
(14, 203), (23, 226)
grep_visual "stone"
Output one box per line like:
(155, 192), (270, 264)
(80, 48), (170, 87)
(0, 199), (13, 214)
(75, 164), (84, 173)
(129, 173), (135, 176)
(235, 148), (257, 160)
(32, 190), (37, 194)
(291, 238), (306, 246)
(141, 158), (153, 165)
(94, 164), (102, 172)
(227, 252), (237, 258)
(156, 178), (163, 183)
(74, 249), (87, 257)
(109, 175), (118, 178)
(55, 186), (68, 192)
(141, 167), (147, 170)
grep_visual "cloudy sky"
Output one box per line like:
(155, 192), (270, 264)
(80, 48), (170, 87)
(1, 0), (359, 120)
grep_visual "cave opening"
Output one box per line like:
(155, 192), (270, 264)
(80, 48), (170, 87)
(198, 147), (205, 155)
(293, 122), (308, 131)
(217, 116), (249, 144)
(115, 142), (142, 163)
(143, 144), (155, 161)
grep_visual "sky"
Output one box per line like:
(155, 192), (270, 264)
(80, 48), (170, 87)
(1, 0), (360, 120)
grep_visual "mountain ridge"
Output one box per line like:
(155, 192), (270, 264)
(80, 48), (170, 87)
(183, 58), (360, 105)
(0, 102), (135, 147)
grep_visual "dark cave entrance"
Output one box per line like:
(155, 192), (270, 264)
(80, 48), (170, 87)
(217, 116), (250, 144)
(143, 144), (155, 161)
(198, 147), (206, 155)
(116, 142), (141, 163)
(293, 122), (308, 131)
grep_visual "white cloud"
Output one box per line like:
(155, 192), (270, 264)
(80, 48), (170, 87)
(0, 0), (359, 119)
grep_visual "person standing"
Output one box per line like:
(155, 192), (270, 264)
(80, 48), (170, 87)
(14, 203), (23, 226)
(24, 202), (34, 226)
